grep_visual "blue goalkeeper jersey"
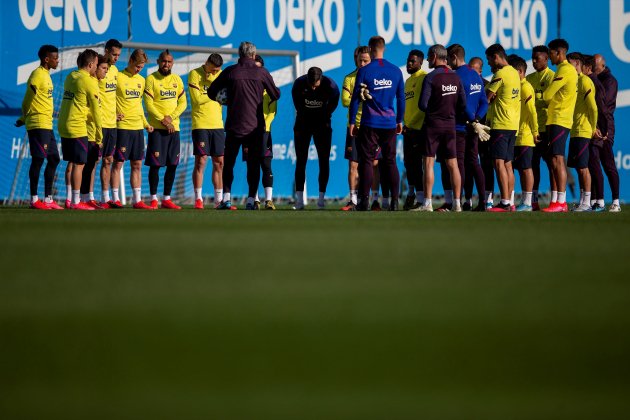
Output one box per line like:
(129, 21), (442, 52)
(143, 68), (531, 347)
(349, 58), (405, 129)
(455, 64), (489, 132)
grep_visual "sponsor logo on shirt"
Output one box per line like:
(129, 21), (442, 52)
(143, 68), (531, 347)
(105, 82), (116, 91)
(63, 90), (74, 100)
(373, 78), (393, 90)
(512, 88), (520, 99)
(442, 84), (458, 96)
(305, 99), (323, 108)
(405, 91), (415, 100)
(160, 89), (177, 98)
(125, 89), (141, 98)
(469, 83), (483, 94)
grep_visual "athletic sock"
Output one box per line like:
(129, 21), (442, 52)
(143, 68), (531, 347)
(296, 191), (304, 206)
(500, 199), (510, 206)
(423, 198), (432, 207)
(532, 190), (539, 203)
(510, 191), (515, 206)
(350, 190), (358, 205)
(453, 198), (461, 209)
(583, 192), (591, 206)
(195, 188), (202, 200)
(557, 191), (566, 204)
(579, 189), (584, 206)
(523, 192), (533, 206)
(319, 192), (325, 201)
(31, 195), (38, 203)
(613, 199), (620, 206)
(265, 187), (273, 201)
(151, 194), (158, 201)
(224, 192), (231, 202)
(45, 195), (53, 204)
(72, 190), (81, 205)
(485, 191), (493, 204)
(102, 189), (110, 203)
(551, 190), (558, 203)
(591, 199), (596, 206)
(416, 191), (424, 203)
(133, 188), (141, 204)
(597, 199), (604, 207)
(112, 188), (119, 202)
(444, 189), (453, 205)
(465, 198), (472, 206)
(164, 195), (171, 201)
(89, 192), (94, 201)
(66, 185), (72, 201)
(255, 192), (260, 202)
(215, 189), (223, 203)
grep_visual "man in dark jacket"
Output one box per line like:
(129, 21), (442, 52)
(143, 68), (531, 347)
(208, 41), (280, 210)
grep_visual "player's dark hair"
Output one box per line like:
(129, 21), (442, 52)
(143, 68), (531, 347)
(447, 44), (465, 60)
(485, 43), (507, 60)
(105, 39), (123, 51)
(158, 49), (172, 61)
(76, 49), (98, 68)
(97, 54), (111, 67)
(408, 49), (424, 60)
(307, 67), (323, 85)
(469, 56), (483, 66)
(548, 38), (569, 51)
(254, 54), (264, 67)
(567, 52), (583, 64)
(208, 53), (223, 67)
(532, 45), (549, 55)
(38, 45), (58, 62)
(507, 54), (527, 73)
(368, 36), (385, 51)
(582, 54), (595, 69)
(428, 44), (447, 61)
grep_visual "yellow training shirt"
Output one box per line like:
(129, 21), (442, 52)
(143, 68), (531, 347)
(99, 65), (118, 129)
(144, 71), (187, 131)
(86, 75), (103, 143)
(525, 67), (554, 133)
(21, 66), (54, 130)
(116, 69), (148, 130)
(486, 65), (521, 131)
(571, 73), (598, 139)
(58, 69), (102, 142)
(342, 69), (363, 127)
(516, 79), (538, 147)
(543, 60), (578, 129)
(188, 66), (224, 130)
(404, 69), (427, 130)
(263, 90), (277, 132)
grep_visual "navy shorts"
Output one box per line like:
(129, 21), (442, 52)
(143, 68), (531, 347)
(489, 129), (517, 161)
(344, 127), (358, 162)
(568, 137), (590, 169)
(513, 146), (534, 170)
(192, 129), (226, 157)
(87, 141), (101, 163)
(242, 131), (273, 161)
(61, 137), (89, 164)
(533, 131), (549, 162)
(546, 124), (570, 158)
(27, 129), (59, 159)
(115, 129), (145, 162)
(145, 130), (181, 167)
(423, 126), (456, 159)
(102, 128), (117, 157)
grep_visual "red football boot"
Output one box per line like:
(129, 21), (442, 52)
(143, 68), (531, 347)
(133, 201), (154, 210)
(64, 199), (72, 209)
(542, 202), (562, 212)
(72, 202), (95, 211)
(45, 201), (64, 210)
(161, 199), (181, 210)
(87, 200), (105, 210)
(30, 200), (50, 210)
(150, 199), (159, 209)
(194, 199), (204, 209)
(107, 200), (123, 209)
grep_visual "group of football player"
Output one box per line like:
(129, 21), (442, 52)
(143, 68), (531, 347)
(17, 35), (620, 212)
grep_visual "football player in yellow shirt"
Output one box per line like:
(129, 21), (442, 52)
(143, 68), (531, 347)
(485, 44), (521, 212)
(16, 45), (62, 210)
(111, 49), (154, 209)
(402, 49), (427, 210)
(340, 45), (371, 211)
(508, 55), (538, 211)
(80, 54), (111, 209)
(58, 49), (101, 211)
(99, 39), (122, 208)
(567, 52), (598, 212)
(144, 50), (187, 210)
(542, 39), (578, 212)
(188, 53), (225, 209)
(527, 45), (555, 210)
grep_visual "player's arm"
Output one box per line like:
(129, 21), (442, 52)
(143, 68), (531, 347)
(476, 76), (489, 120)
(17, 75), (38, 126)
(348, 69), (364, 129)
(542, 68), (567, 103)
(585, 85), (598, 136)
(326, 78), (340, 116)
(396, 73), (405, 129)
(188, 71), (210, 106)
(341, 75), (353, 108)
(485, 73), (502, 103)
(525, 90), (538, 137)
(171, 77), (188, 120)
(418, 75), (432, 112)
(291, 78), (302, 112)
(262, 69), (280, 102)
(86, 79), (103, 143)
(143, 76), (164, 122)
(458, 79), (471, 121)
(207, 69), (228, 101)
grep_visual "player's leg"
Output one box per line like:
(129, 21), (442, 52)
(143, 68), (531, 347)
(128, 129), (150, 209)
(372, 160), (382, 210)
(261, 132), (274, 209)
(191, 129), (209, 209)
(145, 130), (162, 209)
(356, 126), (378, 210)
(588, 143), (605, 210)
(600, 140), (621, 211)
(464, 130), (485, 211)
(26, 130), (49, 209)
(402, 130), (417, 209)
(343, 127), (359, 210)
(444, 131), (462, 211)
(219, 133), (240, 209)
(488, 130), (511, 212)
(245, 131), (263, 209)
(545, 125), (569, 211)
(378, 128), (399, 210)
(100, 128), (116, 206)
(293, 127), (312, 209)
(438, 159), (452, 211)
(42, 132), (61, 208)
(313, 125), (332, 209)
(159, 131), (181, 210)
(80, 142), (99, 206)
(478, 138), (495, 208)
(68, 137), (91, 210)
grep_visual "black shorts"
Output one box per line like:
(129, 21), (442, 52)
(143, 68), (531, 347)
(489, 129), (517, 161)
(546, 124), (570, 158)
(567, 137), (590, 169)
(513, 146), (534, 170)
(344, 127), (358, 162)
(403, 127), (422, 163)
(533, 131), (548, 162)
(27, 129), (59, 159)
(61, 137), (89, 164)
(192, 129), (226, 157)
(101, 128), (117, 157)
(115, 129), (145, 162)
(423, 125), (456, 159)
(242, 131), (273, 161)
(87, 141), (102, 162)
(145, 130), (180, 167)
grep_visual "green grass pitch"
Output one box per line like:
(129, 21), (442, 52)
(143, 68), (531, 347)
(1, 206), (629, 419)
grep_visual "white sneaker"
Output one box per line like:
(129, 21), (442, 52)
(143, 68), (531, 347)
(572, 203), (592, 212)
(452, 203), (462, 212)
(609, 203), (622, 212)
(317, 198), (325, 209)
(410, 203), (433, 212)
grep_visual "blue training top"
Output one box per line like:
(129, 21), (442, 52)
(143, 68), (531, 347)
(455, 64), (488, 132)
(349, 58), (405, 129)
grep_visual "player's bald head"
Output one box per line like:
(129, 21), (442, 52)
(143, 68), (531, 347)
(593, 54), (606, 75)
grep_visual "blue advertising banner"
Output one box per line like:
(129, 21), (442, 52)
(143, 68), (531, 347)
(1, 0), (627, 202)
